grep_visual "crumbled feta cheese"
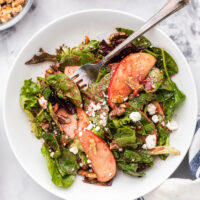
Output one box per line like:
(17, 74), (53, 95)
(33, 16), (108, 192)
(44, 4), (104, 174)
(78, 127), (81, 131)
(166, 120), (178, 131)
(161, 120), (165, 126)
(86, 123), (94, 130)
(142, 134), (157, 149)
(95, 126), (100, 131)
(129, 112), (141, 122)
(69, 146), (78, 154)
(87, 159), (91, 164)
(118, 148), (123, 152)
(109, 173), (112, 177)
(86, 101), (102, 117)
(101, 101), (106, 105)
(79, 131), (83, 137)
(65, 135), (69, 139)
(89, 168), (93, 172)
(123, 97), (128, 102)
(50, 152), (54, 157)
(40, 138), (45, 144)
(147, 103), (156, 115)
(152, 115), (159, 123)
(79, 163), (83, 167)
(38, 96), (47, 109)
(99, 112), (107, 127)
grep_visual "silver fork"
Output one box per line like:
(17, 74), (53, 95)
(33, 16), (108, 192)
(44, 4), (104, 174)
(70, 0), (189, 89)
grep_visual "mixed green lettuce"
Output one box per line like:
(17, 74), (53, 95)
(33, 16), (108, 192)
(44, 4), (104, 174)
(20, 27), (185, 187)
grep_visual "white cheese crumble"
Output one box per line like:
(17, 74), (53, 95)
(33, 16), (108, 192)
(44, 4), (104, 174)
(69, 146), (78, 154)
(50, 152), (54, 158)
(86, 101), (101, 117)
(166, 120), (178, 131)
(99, 113), (107, 127)
(147, 103), (156, 115)
(142, 134), (157, 149)
(40, 138), (45, 144)
(152, 115), (159, 123)
(86, 123), (94, 130)
(38, 96), (47, 109)
(123, 97), (128, 102)
(109, 173), (112, 177)
(95, 126), (100, 131)
(79, 131), (83, 137)
(129, 112), (141, 122)
(87, 159), (91, 164)
(118, 148), (123, 152)
(161, 120), (165, 126)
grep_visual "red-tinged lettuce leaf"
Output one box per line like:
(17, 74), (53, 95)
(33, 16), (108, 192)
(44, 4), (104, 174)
(46, 73), (82, 107)
(25, 48), (57, 65)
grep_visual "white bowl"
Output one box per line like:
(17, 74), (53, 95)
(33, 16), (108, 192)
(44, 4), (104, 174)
(3, 9), (198, 200)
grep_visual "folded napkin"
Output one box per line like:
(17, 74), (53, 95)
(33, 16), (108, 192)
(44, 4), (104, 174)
(140, 117), (200, 200)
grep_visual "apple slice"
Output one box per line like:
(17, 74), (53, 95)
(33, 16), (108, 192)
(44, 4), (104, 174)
(64, 66), (80, 77)
(76, 107), (90, 129)
(108, 63), (119, 76)
(108, 53), (156, 108)
(77, 129), (116, 182)
(56, 108), (77, 139)
(76, 109), (116, 182)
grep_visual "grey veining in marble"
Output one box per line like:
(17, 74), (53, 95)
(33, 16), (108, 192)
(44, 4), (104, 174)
(0, 0), (200, 200)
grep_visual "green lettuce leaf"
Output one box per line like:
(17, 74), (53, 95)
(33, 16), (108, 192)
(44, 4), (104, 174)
(116, 27), (151, 48)
(56, 147), (79, 176)
(20, 79), (40, 112)
(56, 40), (100, 71)
(117, 161), (145, 177)
(144, 47), (178, 76)
(41, 145), (76, 188)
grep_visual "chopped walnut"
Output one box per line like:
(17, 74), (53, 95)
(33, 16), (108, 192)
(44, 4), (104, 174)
(109, 107), (125, 118)
(1, 13), (11, 23)
(78, 169), (97, 179)
(108, 32), (128, 47)
(0, 0), (5, 4)
(12, 0), (25, 7)
(111, 95), (124, 104)
(85, 35), (90, 44)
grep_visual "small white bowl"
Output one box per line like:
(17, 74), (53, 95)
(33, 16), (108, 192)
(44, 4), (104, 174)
(3, 9), (198, 200)
(0, 0), (33, 31)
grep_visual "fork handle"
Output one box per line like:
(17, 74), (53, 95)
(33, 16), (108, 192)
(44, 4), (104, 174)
(99, 0), (189, 66)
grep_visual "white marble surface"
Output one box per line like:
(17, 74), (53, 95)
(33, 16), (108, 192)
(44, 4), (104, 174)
(0, 0), (199, 199)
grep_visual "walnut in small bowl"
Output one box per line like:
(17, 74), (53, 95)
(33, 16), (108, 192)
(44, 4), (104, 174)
(0, 0), (26, 24)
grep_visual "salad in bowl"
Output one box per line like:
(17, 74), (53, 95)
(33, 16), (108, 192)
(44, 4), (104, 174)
(20, 27), (185, 187)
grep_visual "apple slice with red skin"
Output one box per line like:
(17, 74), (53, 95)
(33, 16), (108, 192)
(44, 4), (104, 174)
(76, 108), (116, 182)
(77, 129), (116, 182)
(64, 66), (80, 77)
(76, 107), (90, 129)
(56, 108), (77, 139)
(108, 53), (157, 109)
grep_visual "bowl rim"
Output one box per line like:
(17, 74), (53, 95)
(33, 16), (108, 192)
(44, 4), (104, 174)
(3, 8), (198, 199)
(0, 0), (33, 31)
